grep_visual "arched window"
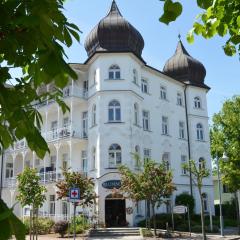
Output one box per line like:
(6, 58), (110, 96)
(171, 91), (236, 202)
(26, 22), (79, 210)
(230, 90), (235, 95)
(109, 65), (121, 79)
(108, 100), (121, 122)
(108, 144), (122, 168)
(92, 104), (96, 126)
(199, 157), (205, 170)
(202, 193), (208, 212)
(92, 147), (96, 170)
(134, 145), (141, 169)
(134, 103), (139, 125)
(194, 97), (201, 108)
(196, 123), (204, 140)
(133, 69), (138, 84)
(162, 153), (170, 171)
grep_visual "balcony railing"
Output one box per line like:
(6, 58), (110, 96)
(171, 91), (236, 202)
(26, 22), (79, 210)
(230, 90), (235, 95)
(38, 171), (57, 183)
(35, 85), (88, 109)
(14, 139), (27, 150)
(4, 177), (17, 188)
(43, 126), (88, 142)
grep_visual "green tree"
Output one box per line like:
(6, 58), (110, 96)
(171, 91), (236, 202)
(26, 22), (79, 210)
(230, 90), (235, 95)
(210, 95), (240, 233)
(119, 160), (176, 236)
(183, 159), (210, 240)
(0, 1), (80, 237)
(16, 167), (47, 239)
(159, 0), (240, 56)
(56, 169), (97, 206)
(175, 193), (195, 215)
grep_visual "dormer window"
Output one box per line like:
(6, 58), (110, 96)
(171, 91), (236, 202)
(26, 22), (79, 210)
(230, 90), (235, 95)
(109, 65), (121, 79)
(194, 97), (201, 109)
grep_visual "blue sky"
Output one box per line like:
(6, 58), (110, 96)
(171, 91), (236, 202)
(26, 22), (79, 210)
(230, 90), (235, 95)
(63, 0), (240, 122)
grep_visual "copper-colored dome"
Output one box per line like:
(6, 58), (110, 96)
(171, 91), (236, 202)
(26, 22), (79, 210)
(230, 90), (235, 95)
(163, 41), (206, 85)
(84, 0), (144, 58)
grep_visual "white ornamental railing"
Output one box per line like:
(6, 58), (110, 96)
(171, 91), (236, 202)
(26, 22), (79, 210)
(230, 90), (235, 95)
(4, 177), (17, 188)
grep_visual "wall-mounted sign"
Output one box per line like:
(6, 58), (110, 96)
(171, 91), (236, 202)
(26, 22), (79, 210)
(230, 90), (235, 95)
(102, 180), (121, 189)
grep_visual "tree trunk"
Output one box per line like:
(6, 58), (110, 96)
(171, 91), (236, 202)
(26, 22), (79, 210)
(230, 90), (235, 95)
(151, 202), (157, 236)
(199, 190), (207, 240)
(36, 208), (38, 240)
(234, 192), (240, 235)
(29, 209), (32, 240)
(146, 200), (151, 229)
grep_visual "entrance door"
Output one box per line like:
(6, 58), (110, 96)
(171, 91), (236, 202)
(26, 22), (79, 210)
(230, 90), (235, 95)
(105, 199), (126, 227)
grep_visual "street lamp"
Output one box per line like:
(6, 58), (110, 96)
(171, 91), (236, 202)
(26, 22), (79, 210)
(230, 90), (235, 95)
(216, 152), (228, 237)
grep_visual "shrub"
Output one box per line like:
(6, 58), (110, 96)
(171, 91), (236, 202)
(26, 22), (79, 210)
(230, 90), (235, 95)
(54, 221), (69, 238)
(24, 217), (54, 235)
(175, 193), (195, 214)
(140, 228), (153, 237)
(70, 215), (89, 234)
(191, 225), (203, 233)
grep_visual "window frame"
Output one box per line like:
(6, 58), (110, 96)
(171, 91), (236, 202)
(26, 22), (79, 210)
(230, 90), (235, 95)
(108, 65), (121, 80)
(143, 148), (151, 164)
(134, 103), (139, 125)
(108, 100), (121, 122)
(142, 110), (150, 131)
(181, 155), (187, 175)
(194, 96), (201, 109)
(162, 116), (169, 135)
(141, 78), (149, 94)
(160, 86), (167, 100)
(179, 121), (185, 139)
(196, 123), (204, 141)
(108, 144), (122, 168)
(92, 104), (97, 126)
(177, 92), (183, 106)
(162, 152), (170, 171)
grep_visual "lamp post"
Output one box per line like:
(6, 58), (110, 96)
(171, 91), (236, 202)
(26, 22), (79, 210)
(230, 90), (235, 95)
(217, 152), (228, 237)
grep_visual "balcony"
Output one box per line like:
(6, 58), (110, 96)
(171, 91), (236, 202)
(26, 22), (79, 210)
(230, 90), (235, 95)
(4, 177), (17, 188)
(43, 126), (88, 142)
(35, 85), (88, 109)
(38, 171), (57, 183)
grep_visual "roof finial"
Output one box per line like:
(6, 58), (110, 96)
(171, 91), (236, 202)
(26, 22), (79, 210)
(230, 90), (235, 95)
(108, 0), (122, 16)
(178, 33), (181, 41)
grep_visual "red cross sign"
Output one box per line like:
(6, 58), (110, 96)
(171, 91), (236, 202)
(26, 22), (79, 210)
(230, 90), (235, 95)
(69, 188), (80, 202)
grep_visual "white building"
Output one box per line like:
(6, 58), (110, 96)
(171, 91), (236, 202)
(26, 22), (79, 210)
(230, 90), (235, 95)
(1, 0), (214, 227)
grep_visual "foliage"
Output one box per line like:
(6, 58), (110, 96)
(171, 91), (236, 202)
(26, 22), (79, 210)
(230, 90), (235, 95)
(140, 228), (153, 237)
(215, 198), (238, 219)
(70, 215), (90, 234)
(175, 193), (195, 214)
(53, 221), (69, 238)
(0, 199), (26, 240)
(16, 167), (46, 209)
(183, 159), (210, 240)
(159, 0), (240, 57)
(0, 0), (80, 158)
(24, 217), (54, 235)
(119, 160), (176, 235)
(17, 167), (47, 239)
(56, 169), (97, 206)
(210, 96), (240, 192)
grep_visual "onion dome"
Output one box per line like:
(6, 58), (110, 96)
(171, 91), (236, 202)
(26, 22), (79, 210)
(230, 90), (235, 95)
(163, 40), (206, 86)
(84, 0), (144, 58)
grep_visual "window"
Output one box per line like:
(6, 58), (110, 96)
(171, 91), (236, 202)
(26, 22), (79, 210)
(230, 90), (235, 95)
(202, 193), (208, 212)
(162, 116), (168, 135)
(162, 153), (170, 170)
(181, 155), (187, 175)
(62, 201), (68, 217)
(194, 97), (201, 109)
(196, 123), (204, 141)
(134, 145), (141, 168)
(177, 93), (183, 106)
(141, 79), (149, 93)
(223, 185), (229, 193)
(63, 117), (69, 128)
(199, 157), (205, 170)
(5, 162), (13, 178)
(62, 153), (68, 169)
(108, 144), (122, 168)
(136, 201), (142, 214)
(82, 151), (87, 174)
(134, 103), (139, 125)
(179, 121), (185, 139)
(92, 148), (96, 170)
(82, 111), (88, 138)
(49, 195), (55, 215)
(160, 86), (167, 100)
(50, 156), (56, 171)
(51, 121), (58, 139)
(109, 65), (121, 79)
(133, 69), (138, 84)
(108, 100), (121, 122)
(92, 104), (96, 126)
(144, 148), (151, 164)
(142, 111), (150, 131)
(93, 70), (97, 85)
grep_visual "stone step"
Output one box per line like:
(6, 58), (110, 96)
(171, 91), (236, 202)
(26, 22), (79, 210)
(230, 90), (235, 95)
(89, 228), (140, 237)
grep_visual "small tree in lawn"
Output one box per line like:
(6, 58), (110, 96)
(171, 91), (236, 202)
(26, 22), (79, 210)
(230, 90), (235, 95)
(119, 160), (176, 236)
(183, 159), (210, 240)
(17, 167), (46, 240)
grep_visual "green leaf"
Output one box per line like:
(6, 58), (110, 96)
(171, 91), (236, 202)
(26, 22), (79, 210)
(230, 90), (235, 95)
(187, 28), (195, 44)
(197, 0), (213, 9)
(159, 0), (182, 25)
(237, 16), (240, 27)
(64, 28), (72, 47)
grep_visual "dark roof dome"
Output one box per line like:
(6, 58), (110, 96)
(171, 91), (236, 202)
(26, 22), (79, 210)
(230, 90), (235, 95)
(84, 0), (144, 58)
(163, 40), (206, 86)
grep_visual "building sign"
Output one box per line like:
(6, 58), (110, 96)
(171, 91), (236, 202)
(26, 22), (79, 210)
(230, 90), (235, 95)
(173, 205), (187, 214)
(102, 180), (121, 189)
(69, 187), (81, 203)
